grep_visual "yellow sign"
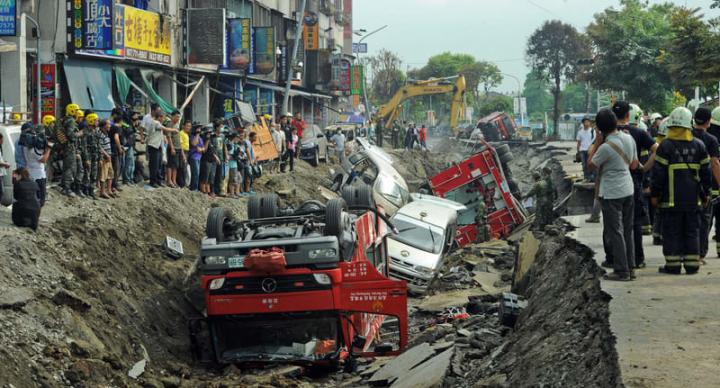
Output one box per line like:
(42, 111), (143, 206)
(123, 6), (172, 64)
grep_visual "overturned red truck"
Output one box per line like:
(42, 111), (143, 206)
(426, 141), (527, 247)
(190, 191), (407, 369)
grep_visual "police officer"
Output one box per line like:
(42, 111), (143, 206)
(84, 113), (101, 200)
(60, 104), (82, 197)
(692, 108), (720, 264)
(651, 107), (712, 275)
(72, 110), (86, 197)
(614, 101), (657, 269)
(708, 106), (720, 256)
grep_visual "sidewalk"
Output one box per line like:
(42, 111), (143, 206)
(566, 215), (720, 388)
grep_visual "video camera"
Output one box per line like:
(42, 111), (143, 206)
(18, 125), (48, 152)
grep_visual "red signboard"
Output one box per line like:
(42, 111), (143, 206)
(32, 64), (57, 123)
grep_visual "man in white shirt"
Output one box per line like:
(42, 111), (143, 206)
(143, 103), (178, 187)
(270, 122), (286, 173)
(330, 128), (346, 165)
(576, 116), (595, 182)
(0, 133), (11, 204)
(24, 137), (51, 207)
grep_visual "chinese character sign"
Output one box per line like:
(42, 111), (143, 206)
(227, 18), (251, 70)
(0, 0), (16, 36)
(303, 12), (318, 51)
(123, 6), (171, 64)
(253, 26), (275, 75)
(32, 64), (56, 124)
(351, 65), (364, 95)
(83, 0), (112, 49)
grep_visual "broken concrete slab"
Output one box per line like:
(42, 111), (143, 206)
(416, 289), (487, 313)
(389, 347), (454, 388)
(0, 287), (34, 309)
(369, 343), (435, 385)
(472, 271), (505, 295)
(128, 359), (146, 379)
(432, 341), (454, 352)
(513, 230), (540, 287)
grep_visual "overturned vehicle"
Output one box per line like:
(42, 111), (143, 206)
(190, 190), (408, 369)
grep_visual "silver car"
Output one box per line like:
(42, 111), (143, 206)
(387, 198), (462, 294)
(299, 124), (330, 166)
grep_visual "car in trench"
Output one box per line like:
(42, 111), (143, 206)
(387, 197), (464, 294)
(299, 124), (330, 166)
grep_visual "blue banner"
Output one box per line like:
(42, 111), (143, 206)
(227, 18), (251, 70)
(253, 26), (275, 75)
(83, 0), (113, 50)
(0, 0), (16, 36)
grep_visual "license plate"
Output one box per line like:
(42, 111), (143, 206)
(228, 256), (244, 268)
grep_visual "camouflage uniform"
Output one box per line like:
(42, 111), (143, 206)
(528, 170), (555, 229)
(475, 201), (490, 242)
(73, 123), (87, 196)
(61, 116), (79, 195)
(85, 127), (101, 199)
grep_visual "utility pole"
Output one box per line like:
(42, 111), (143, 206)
(356, 25), (388, 120)
(24, 13), (41, 124)
(282, 0), (306, 115)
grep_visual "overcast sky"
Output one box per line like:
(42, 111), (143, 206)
(353, 0), (718, 93)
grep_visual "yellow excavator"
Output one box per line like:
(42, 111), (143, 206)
(375, 74), (466, 137)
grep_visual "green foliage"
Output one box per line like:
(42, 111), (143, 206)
(366, 49), (406, 106)
(526, 20), (589, 132)
(523, 70), (553, 118)
(477, 95), (513, 117)
(562, 83), (595, 113)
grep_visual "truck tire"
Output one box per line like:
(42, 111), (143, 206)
(312, 150), (319, 167)
(248, 194), (279, 219)
(331, 174), (344, 192)
(325, 198), (348, 238)
(499, 150), (514, 164)
(342, 184), (374, 208)
(495, 144), (511, 156)
(207, 207), (232, 242)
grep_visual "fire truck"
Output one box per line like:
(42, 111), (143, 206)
(189, 190), (408, 369)
(427, 141), (527, 247)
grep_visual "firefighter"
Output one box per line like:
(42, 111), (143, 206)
(652, 118), (668, 246)
(72, 110), (86, 197)
(58, 104), (82, 196)
(708, 106), (720, 256)
(84, 113), (101, 200)
(651, 107), (712, 275)
(691, 108), (720, 264)
(614, 101), (657, 268)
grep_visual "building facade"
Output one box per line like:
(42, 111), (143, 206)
(0, 0), (355, 127)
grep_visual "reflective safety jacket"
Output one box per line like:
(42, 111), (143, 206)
(651, 128), (712, 210)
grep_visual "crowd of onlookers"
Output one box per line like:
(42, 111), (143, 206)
(2, 103), (348, 231)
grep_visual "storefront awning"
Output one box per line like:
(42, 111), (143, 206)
(63, 59), (115, 116)
(245, 80), (332, 100)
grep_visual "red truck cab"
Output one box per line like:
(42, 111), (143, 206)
(190, 193), (407, 369)
(476, 112), (517, 141)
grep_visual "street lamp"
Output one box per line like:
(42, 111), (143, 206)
(501, 72), (523, 126)
(354, 25), (388, 120)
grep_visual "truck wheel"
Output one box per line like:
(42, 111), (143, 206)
(207, 207), (232, 242)
(331, 174), (344, 192)
(499, 150), (514, 164)
(325, 198), (348, 238)
(495, 144), (511, 156)
(342, 183), (374, 208)
(312, 150), (319, 167)
(248, 194), (279, 219)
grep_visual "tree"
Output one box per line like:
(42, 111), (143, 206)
(460, 61), (503, 97)
(523, 70), (553, 118)
(477, 95), (513, 117)
(585, 1), (675, 110)
(526, 20), (589, 134)
(562, 82), (595, 113)
(668, 7), (716, 97)
(366, 49), (406, 106)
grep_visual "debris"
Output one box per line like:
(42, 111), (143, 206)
(432, 341), (455, 352)
(513, 231), (541, 286)
(499, 292), (527, 327)
(52, 289), (91, 312)
(416, 289), (486, 313)
(164, 236), (184, 259)
(473, 271), (505, 295)
(457, 329), (472, 337)
(390, 347), (454, 388)
(0, 287), (34, 309)
(369, 343), (434, 385)
(128, 359), (146, 380)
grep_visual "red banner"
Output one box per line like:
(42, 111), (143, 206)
(32, 64), (57, 123)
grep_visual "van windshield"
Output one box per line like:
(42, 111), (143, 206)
(377, 175), (409, 208)
(389, 213), (444, 254)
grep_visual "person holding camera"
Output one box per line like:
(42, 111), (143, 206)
(588, 108), (639, 281)
(242, 132), (257, 195)
(18, 122), (51, 206)
(199, 128), (220, 197)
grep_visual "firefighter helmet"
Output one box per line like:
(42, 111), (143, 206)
(687, 99), (701, 114)
(667, 107), (693, 130)
(42, 115), (56, 127)
(66, 103), (80, 117)
(712, 106), (720, 126)
(75, 110), (84, 120)
(649, 113), (662, 122)
(658, 118), (669, 137)
(86, 113), (99, 126)
(629, 104), (643, 125)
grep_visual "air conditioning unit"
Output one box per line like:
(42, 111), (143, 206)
(189, 0), (227, 8)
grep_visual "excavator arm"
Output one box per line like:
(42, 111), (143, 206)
(375, 75), (466, 134)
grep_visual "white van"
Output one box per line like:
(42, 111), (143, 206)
(387, 198), (463, 294)
(0, 124), (22, 205)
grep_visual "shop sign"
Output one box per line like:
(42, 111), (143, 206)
(227, 18), (251, 70)
(66, 0), (113, 51)
(253, 26), (275, 75)
(32, 64), (56, 123)
(350, 64), (363, 95)
(123, 5), (171, 64)
(303, 11), (318, 51)
(0, 0), (16, 36)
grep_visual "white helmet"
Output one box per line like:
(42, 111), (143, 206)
(657, 118), (669, 137)
(667, 107), (693, 130)
(687, 99), (701, 114)
(629, 103), (643, 125)
(711, 106), (720, 126)
(649, 113), (662, 122)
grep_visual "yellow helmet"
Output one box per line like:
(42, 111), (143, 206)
(75, 110), (84, 120)
(66, 103), (80, 117)
(42, 115), (56, 127)
(86, 113), (99, 126)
